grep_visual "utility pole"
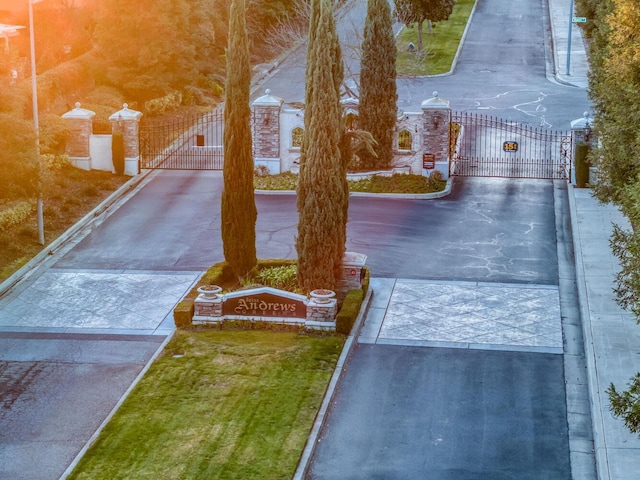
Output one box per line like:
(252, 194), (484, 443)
(565, 0), (574, 75)
(29, 0), (45, 245)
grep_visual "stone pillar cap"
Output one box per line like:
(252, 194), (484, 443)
(252, 89), (284, 107)
(342, 251), (367, 266)
(570, 111), (593, 130)
(61, 102), (96, 119)
(109, 103), (143, 122)
(421, 91), (450, 109)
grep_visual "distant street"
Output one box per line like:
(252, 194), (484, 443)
(257, 0), (590, 129)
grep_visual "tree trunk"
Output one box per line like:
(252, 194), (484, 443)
(417, 19), (424, 52)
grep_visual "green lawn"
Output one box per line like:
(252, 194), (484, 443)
(396, 0), (476, 76)
(68, 330), (344, 480)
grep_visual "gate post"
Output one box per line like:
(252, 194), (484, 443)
(252, 89), (283, 174)
(61, 102), (95, 171)
(109, 104), (143, 176)
(570, 112), (595, 186)
(421, 92), (451, 179)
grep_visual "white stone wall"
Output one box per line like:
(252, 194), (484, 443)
(89, 135), (114, 172)
(279, 106), (304, 173)
(277, 107), (446, 177)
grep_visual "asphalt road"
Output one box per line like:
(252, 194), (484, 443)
(0, 333), (165, 480)
(258, 0), (590, 129)
(304, 0), (577, 477)
(308, 345), (569, 480)
(55, 174), (558, 286)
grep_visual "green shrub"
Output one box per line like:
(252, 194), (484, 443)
(81, 185), (99, 197)
(336, 289), (364, 335)
(144, 92), (183, 116)
(249, 264), (299, 291)
(182, 86), (207, 106)
(35, 59), (94, 112)
(39, 114), (70, 155)
(43, 154), (72, 172)
(427, 170), (445, 191)
(84, 86), (126, 109)
(198, 261), (236, 289)
(254, 171), (298, 190)
(361, 266), (370, 295)
(173, 301), (194, 329)
(0, 201), (35, 230)
(198, 74), (225, 98)
(255, 172), (446, 194)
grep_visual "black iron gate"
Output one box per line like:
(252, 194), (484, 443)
(139, 110), (224, 170)
(450, 112), (572, 180)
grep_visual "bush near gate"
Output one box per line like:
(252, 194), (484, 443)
(254, 172), (446, 194)
(336, 289), (364, 335)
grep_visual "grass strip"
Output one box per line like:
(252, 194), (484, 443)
(68, 330), (344, 480)
(396, 0), (476, 76)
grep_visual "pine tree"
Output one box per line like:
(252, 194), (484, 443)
(296, 0), (347, 293)
(221, 0), (257, 280)
(359, 0), (398, 170)
(394, 0), (456, 53)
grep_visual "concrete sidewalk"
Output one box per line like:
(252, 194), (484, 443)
(548, 0), (589, 89)
(569, 187), (640, 479)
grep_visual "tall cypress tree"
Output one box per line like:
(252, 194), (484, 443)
(221, 0), (257, 280)
(296, 0), (347, 293)
(359, 0), (398, 170)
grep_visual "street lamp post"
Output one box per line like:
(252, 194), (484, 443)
(29, 0), (45, 245)
(566, 0), (574, 76)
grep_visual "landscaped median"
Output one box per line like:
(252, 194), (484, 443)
(396, 0), (476, 76)
(66, 330), (344, 480)
(67, 260), (369, 479)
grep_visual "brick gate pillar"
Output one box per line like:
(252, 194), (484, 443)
(109, 104), (143, 176)
(421, 92), (451, 179)
(61, 102), (95, 171)
(252, 89), (283, 174)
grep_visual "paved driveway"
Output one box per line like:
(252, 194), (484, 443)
(0, 333), (166, 480)
(309, 345), (569, 480)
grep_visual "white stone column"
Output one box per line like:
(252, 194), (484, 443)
(252, 89), (283, 174)
(61, 102), (95, 171)
(109, 104), (143, 176)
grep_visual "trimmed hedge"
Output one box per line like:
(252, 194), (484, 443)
(336, 289), (364, 334)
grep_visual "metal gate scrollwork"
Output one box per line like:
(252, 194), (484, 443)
(450, 112), (572, 180)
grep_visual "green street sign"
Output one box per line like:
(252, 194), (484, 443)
(572, 17), (587, 23)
